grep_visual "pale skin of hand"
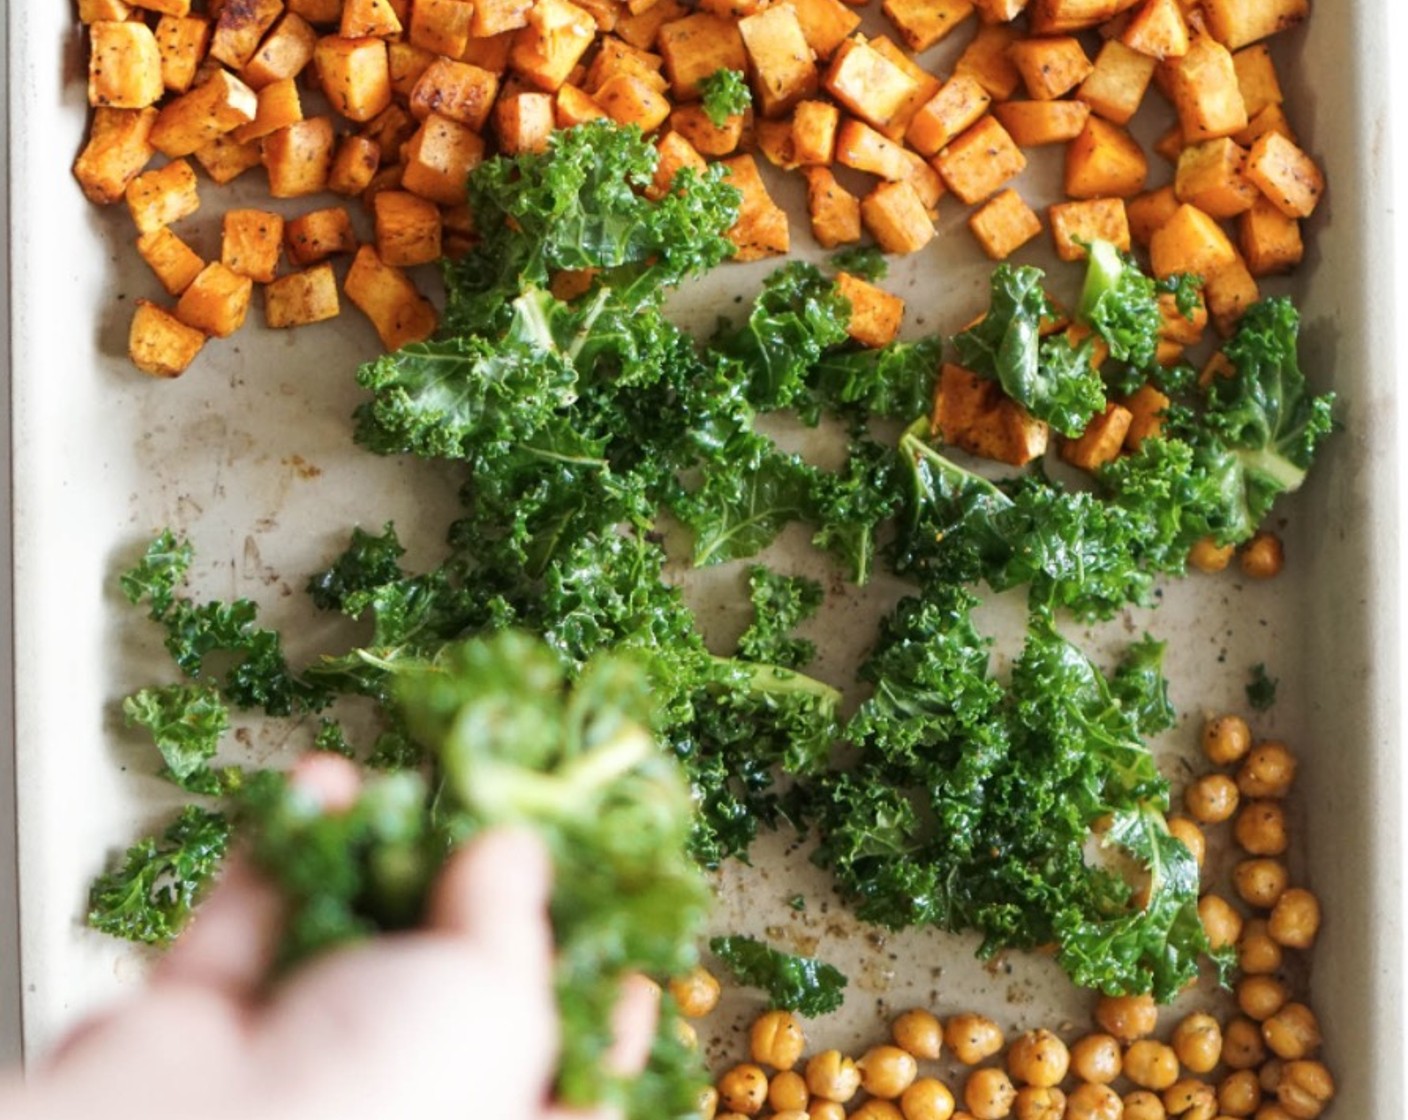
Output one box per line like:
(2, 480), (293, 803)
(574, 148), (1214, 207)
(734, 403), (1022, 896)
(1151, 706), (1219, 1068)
(0, 755), (658, 1120)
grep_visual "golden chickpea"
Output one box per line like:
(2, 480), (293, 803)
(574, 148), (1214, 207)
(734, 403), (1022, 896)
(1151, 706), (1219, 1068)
(1124, 1041), (1180, 1091)
(1218, 1070), (1263, 1117)
(854, 1102), (905, 1120)
(1237, 975), (1290, 1021)
(1070, 1034), (1123, 1084)
(1232, 859), (1288, 910)
(1189, 537), (1235, 573)
(1275, 1061), (1334, 1119)
(769, 1070), (810, 1113)
(1163, 1079), (1216, 1120)
(894, 1008), (945, 1060)
(859, 1045), (920, 1100)
(1184, 773), (1240, 824)
(1234, 801), (1288, 856)
(964, 1068), (1017, 1120)
(1255, 1107), (1296, 1120)
(1240, 531), (1284, 579)
(750, 1009), (806, 1070)
(1171, 1013), (1222, 1075)
(699, 1086), (720, 1120)
(1261, 1004), (1322, 1061)
(1198, 893), (1244, 952)
(1067, 1082), (1121, 1120)
(1221, 1018), (1268, 1070)
(1005, 1029), (1071, 1088)
(901, 1077), (958, 1120)
(1202, 714), (1252, 766)
(946, 1013), (1006, 1065)
(812, 1101), (848, 1120)
(1124, 1089), (1167, 1120)
(1237, 920), (1285, 975)
(1267, 888), (1321, 949)
(716, 1113), (751, 1120)
(1095, 993), (1158, 1043)
(1167, 817), (1206, 869)
(1014, 1086), (1066, 1120)
(670, 965), (721, 1018)
(1259, 1061), (1284, 1094)
(719, 1064), (769, 1116)
(806, 1050), (862, 1103)
(1236, 742), (1297, 799)
(773, 1112), (811, 1120)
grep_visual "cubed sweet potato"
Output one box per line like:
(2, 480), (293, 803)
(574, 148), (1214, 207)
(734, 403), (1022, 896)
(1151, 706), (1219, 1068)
(494, 90), (556, 153)
(400, 113), (485, 204)
(315, 36), (393, 122)
(991, 99), (1090, 146)
(342, 0), (404, 38)
(656, 13), (748, 100)
(288, 0), (345, 22)
(286, 207), (360, 265)
(344, 245), (438, 349)
(969, 188), (1042, 261)
(89, 21), (164, 109)
(1243, 131), (1323, 219)
(474, 0), (534, 35)
(868, 36), (941, 141)
(1232, 44), (1282, 118)
(130, 299), (206, 377)
(209, 0), (283, 70)
(647, 130), (708, 199)
(954, 23), (1022, 100)
(265, 264), (342, 327)
(823, 38), (921, 132)
(753, 118), (799, 170)
(792, 100), (840, 164)
(790, 0), (862, 59)
(556, 83), (608, 126)
(1235, 103), (1296, 150)
(327, 135), (380, 195)
(154, 15), (212, 94)
(262, 116), (337, 197)
(406, 58), (499, 130)
(74, 106), (158, 204)
(802, 165), (862, 247)
(1061, 401), (1133, 470)
(1028, 0), (1140, 34)
(1238, 195), (1302, 276)
(232, 77), (304, 143)
(584, 36), (666, 94)
(1156, 288), (1206, 345)
(1174, 137), (1258, 218)
(1064, 115), (1147, 198)
(1048, 197), (1130, 260)
(373, 190), (444, 267)
(595, 72), (672, 132)
(1201, 0), (1307, 50)
(136, 226), (206, 295)
(616, 0), (688, 49)
(720, 154), (790, 261)
(194, 133), (265, 183)
(388, 41), (437, 98)
(1008, 36), (1093, 101)
(79, 0), (136, 22)
(1204, 255), (1259, 334)
(243, 14), (317, 89)
(1122, 0), (1189, 59)
(126, 158), (200, 233)
(1148, 202), (1237, 278)
(360, 103), (417, 158)
(510, 0), (600, 92)
(1122, 383), (1170, 450)
(881, 0), (973, 53)
(149, 68), (258, 157)
(738, 5), (818, 118)
(221, 208), (285, 282)
(175, 261), (254, 337)
(906, 75), (990, 157)
(1077, 38), (1156, 124)
(860, 179), (934, 254)
(1126, 184), (1180, 246)
(669, 104), (746, 157)
(936, 115), (1026, 205)
(408, 0), (474, 56)
(835, 271), (904, 348)
(934, 362), (1049, 466)
(1162, 34), (1247, 142)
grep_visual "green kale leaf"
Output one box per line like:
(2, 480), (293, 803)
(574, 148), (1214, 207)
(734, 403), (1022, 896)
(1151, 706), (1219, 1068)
(710, 935), (848, 1016)
(699, 67), (751, 125)
(737, 565), (823, 669)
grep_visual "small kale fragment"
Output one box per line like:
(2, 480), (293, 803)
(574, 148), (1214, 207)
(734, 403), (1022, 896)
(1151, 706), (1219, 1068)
(737, 566), (823, 670)
(699, 67), (751, 126)
(122, 683), (237, 794)
(1247, 663), (1278, 711)
(710, 934), (848, 1016)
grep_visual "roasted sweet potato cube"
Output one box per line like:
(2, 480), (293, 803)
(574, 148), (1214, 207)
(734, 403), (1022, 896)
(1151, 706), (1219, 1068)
(696, 0), (764, 18)
(823, 39), (920, 132)
(860, 179), (934, 254)
(1163, 35), (1247, 142)
(130, 300), (206, 377)
(1235, 103), (1296, 150)
(133, 1), (195, 23)
(574, 0), (621, 33)
(365, 160), (409, 201)
(1122, 383), (1169, 450)
(971, 0), (1029, 18)
(74, 106), (157, 204)
(89, 21), (164, 108)
(719, 154), (790, 261)
(615, 0), (684, 45)
(835, 271), (904, 348)
(360, 103), (417, 156)
(175, 262), (253, 337)
(1008, 36), (1092, 101)
(802, 166), (861, 247)
(262, 116), (337, 196)
(510, 0), (599, 91)
(285, 208), (359, 265)
(1126, 184), (1180, 246)
(154, 16), (211, 94)
(753, 119), (798, 171)
(315, 36), (393, 122)
(409, 58), (500, 129)
(150, 69), (257, 157)
(1148, 202), (1236, 278)
(935, 115), (1025, 205)
(1201, 0), (1307, 50)
(1204, 255), (1259, 334)
(556, 84), (608, 126)
(789, 0), (861, 59)
(288, 0), (343, 21)
(1077, 38), (1155, 124)
(474, 0), (534, 35)
(194, 133), (264, 182)
(1156, 288), (1206, 345)
(657, 13), (748, 101)
(408, 0), (474, 55)
(341, 0), (403, 37)
(836, 118), (915, 182)
(1029, 0), (1140, 33)
(344, 245), (438, 348)
(327, 135), (380, 195)
(935, 363), (1049, 466)
(386, 42), (436, 98)
(1064, 115), (1147, 199)
(232, 77), (304, 143)
(585, 36), (666, 94)
(738, 6), (817, 118)
(402, 113), (486, 204)
(126, 159), (200, 233)
(220, 208), (284, 282)
(669, 104), (746, 157)
(992, 99), (1090, 146)
(1174, 137), (1258, 218)
(954, 23), (1022, 100)
(265, 263), (341, 327)
(788, 100), (837, 165)
(209, 0), (283, 70)
(1231, 44), (1283, 120)
(1238, 195), (1302, 276)
(374, 190), (443, 267)
(866, 36), (940, 141)
(136, 226), (206, 295)
(1048, 197), (1129, 260)
(1243, 131), (1323, 219)
(79, 0), (136, 22)
(881, 0), (973, 53)
(595, 72), (672, 131)
(242, 12), (318, 88)
(1062, 401), (1132, 470)
(647, 131), (708, 199)
(1122, 0), (1188, 59)
(905, 75), (990, 157)
(969, 188), (1041, 260)
(494, 91), (556, 153)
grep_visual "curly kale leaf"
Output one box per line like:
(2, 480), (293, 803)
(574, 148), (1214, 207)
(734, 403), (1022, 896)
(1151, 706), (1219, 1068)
(1247, 663), (1278, 711)
(737, 565), (823, 669)
(122, 683), (235, 793)
(807, 439), (904, 585)
(710, 935), (848, 1016)
(1077, 239), (1173, 371)
(808, 335), (943, 422)
(1110, 636), (1178, 737)
(699, 67), (751, 125)
(306, 523), (406, 612)
(120, 530), (193, 620)
(829, 245), (888, 281)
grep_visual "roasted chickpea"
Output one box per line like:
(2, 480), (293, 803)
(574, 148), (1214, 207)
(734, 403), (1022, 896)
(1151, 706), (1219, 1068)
(1124, 1089), (1167, 1120)
(853, 1101), (905, 1120)
(1218, 1070), (1263, 1117)
(901, 1077), (958, 1120)
(1275, 1062), (1334, 1119)
(1259, 1061), (1284, 1094)
(1267, 888), (1321, 949)
(1163, 1079), (1216, 1120)
(773, 1112), (810, 1120)
(1240, 531), (1284, 579)
(676, 1019), (699, 1049)
(1167, 816), (1207, 868)
(1124, 1041), (1180, 1091)
(964, 1068), (1017, 1120)
(1184, 773), (1240, 824)
(1236, 742), (1297, 799)
(860, 1045), (920, 1100)
(716, 1113), (750, 1120)
(699, 1086), (720, 1120)
(1234, 801), (1288, 856)
(1261, 1003), (1322, 1061)
(1198, 893), (1244, 952)
(1202, 714), (1252, 766)
(719, 1064), (769, 1116)
(1233, 859), (1289, 909)
(812, 1101), (848, 1120)
(1171, 1013), (1222, 1075)
(1255, 1107), (1296, 1120)
(894, 1008), (945, 1060)
(1070, 1034), (1123, 1084)
(946, 1013), (1005, 1065)
(769, 1070), (810, 1113)
(1237, 919), (1285, 975)
(1237, 975), (1290, 1022)
(1221, 1018), (1268, 1070)
(1014, 1086), (1066, 1120)
(1006, 1029), (1070, 1088)
(806, 1051), (862, 1103)
(1067, 1082), (1121, 1120)
(750, 1009), (806, 1070)
(1095, 993), (1158, 1043)
(670, 965), (721, 1018)
(1189, 537), (1235, 573)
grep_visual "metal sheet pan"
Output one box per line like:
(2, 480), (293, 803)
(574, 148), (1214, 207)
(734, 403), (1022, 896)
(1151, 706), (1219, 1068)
(6, 0), (1404, 1109)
